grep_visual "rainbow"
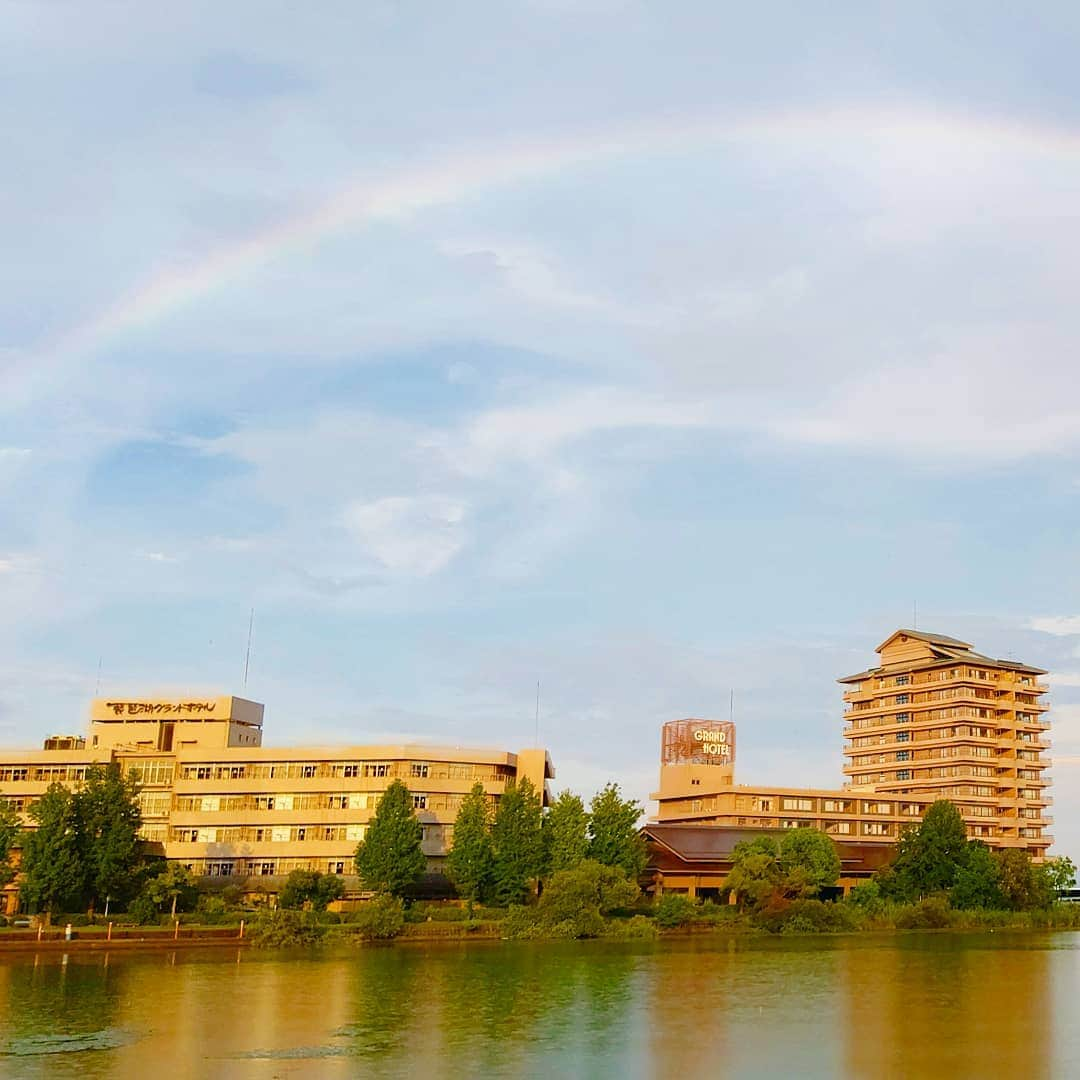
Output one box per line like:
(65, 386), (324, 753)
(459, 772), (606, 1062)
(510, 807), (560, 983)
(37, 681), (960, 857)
(4, 102), (1075, 402)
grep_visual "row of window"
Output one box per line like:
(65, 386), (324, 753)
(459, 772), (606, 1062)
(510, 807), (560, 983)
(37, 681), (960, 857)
(177, 762), (512, 782)
(180, 857), (441, 877)
(170, 824), (444, 845)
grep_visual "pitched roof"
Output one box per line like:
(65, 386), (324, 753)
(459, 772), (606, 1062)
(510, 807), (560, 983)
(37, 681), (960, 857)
(642, 823), (894, 872)
(875, 628), (973, 653)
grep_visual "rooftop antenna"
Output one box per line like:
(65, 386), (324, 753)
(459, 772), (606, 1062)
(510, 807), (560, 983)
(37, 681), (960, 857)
(95, 656), (102, 696)
(243, 608), (255, 689)
(730, 688), (734, 725)
(534, 680), (540, 746)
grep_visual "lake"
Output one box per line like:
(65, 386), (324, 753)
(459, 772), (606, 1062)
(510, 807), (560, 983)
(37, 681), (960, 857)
(0, 932), (1076, 1078)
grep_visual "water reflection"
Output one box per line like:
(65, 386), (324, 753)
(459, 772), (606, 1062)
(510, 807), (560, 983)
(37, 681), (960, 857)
(0, 934), (1073, 1078)
(840, 934), (1051, 1079)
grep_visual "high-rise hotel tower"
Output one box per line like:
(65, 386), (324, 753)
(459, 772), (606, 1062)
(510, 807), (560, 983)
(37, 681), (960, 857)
(653, 629), (1051, 858)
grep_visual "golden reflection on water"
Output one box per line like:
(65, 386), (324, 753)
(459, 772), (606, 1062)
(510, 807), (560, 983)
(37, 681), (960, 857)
(0, 934), (1072, 1079)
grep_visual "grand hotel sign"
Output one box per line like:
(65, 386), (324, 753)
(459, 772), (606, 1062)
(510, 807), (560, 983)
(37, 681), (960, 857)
(661, 718), (737, 766)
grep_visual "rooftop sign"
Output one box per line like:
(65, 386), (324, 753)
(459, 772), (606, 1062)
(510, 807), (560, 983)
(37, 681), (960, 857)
(661, 719), (736, 766)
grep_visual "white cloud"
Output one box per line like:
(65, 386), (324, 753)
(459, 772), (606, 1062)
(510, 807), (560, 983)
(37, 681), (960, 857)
(1029, 617), (1080, 636)
(0, 553), (39, 575)
(139, 550), (180, 563)
(457, 388), (711, 473)
(343, 495), (468, 576)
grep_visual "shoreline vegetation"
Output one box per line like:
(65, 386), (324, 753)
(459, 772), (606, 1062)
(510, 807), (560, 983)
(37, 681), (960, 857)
(5, 899), (1080, 954)
(3, 771), (1077, 953)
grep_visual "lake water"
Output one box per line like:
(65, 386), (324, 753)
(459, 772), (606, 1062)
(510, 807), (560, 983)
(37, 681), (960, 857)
(0, 932), (1077, 1078)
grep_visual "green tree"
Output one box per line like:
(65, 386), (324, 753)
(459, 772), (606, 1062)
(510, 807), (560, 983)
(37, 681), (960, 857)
(19, 784), (85, 917)
(446, 782), (494, 908)
(1041, 855), (1077, 897)
(779, 828), (841, 897)
(77, 763), (143, 911)
(724, 836), (782, 908)
(587, 783), (647, 881)
(532, 859), (639, 936)
(996, 849), (1054, 911)
(279, 869), (345, 911)
(949, 843), (1003, 910)
(880, 800), (971, 900)
(543, 789), (589, 876)
(143, 862), (197, 918)
(355, 780), (426, 897)
(0, 798), (18, 889)
(491, 777), (544, 905)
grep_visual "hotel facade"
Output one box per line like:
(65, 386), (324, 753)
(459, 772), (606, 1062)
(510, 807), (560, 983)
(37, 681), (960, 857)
(0, 696), (553, 915)
(648, 629), (1052, 895)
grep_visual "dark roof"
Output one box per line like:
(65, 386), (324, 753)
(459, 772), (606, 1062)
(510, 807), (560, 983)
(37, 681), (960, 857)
(642, 823), (894, 873)
(645, 824), (784, 862)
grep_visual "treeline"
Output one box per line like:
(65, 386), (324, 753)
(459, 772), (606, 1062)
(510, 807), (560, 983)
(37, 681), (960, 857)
(0, 766), (197, 922)
(353, 777), (646, 908)
(256, 778), (650, 944)
(680, 799), (1079, 935)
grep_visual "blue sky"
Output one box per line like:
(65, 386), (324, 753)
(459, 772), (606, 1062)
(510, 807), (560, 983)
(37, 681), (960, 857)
(4, 2), (1080, 852)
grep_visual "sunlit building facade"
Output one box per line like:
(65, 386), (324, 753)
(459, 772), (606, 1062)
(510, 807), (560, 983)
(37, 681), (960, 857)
(0, 695), (553, 914)
(650, 629), (1052, 896)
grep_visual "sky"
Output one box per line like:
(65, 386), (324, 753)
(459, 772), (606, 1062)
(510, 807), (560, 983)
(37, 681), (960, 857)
(3, 1), (1080, 850)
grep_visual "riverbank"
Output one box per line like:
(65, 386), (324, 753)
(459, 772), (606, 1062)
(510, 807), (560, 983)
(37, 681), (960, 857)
(0, 926), (248, 951)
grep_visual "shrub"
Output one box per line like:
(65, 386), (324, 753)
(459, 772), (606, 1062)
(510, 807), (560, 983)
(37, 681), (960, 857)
(0, 915), (8, 928)
(758, 899), (859, 935)
(654, 894), (698, 929)
(501, 905), (542, 939)
(128, 895), (159, 926)
(895, 896), (951, 930)
(604, 915), (659, 939)
(847, 881), (884, 911)
(195, 895), (239, 925)
(410, 903), (469, 922)
(352, 894), (405, 940)
(248, 909), (326, 948)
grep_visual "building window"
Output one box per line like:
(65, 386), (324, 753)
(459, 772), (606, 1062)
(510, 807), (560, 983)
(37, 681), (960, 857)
(364, 764), (390, 778)
(411, 763), (430, 778)
(896, 675), (910, 686)
(896, 694), (909, 705)
(413, 795), (428, 810)
(896, 770), (911, 781)
(260, 862), (275, 876)
(896, 712), (910, 723)
(896, 750), (910, 761)
(896, 731), (910, 743)
(782, 798), (813, 811)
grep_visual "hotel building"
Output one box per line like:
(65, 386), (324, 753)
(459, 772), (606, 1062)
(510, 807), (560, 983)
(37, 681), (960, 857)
(0, 695), (553, 915)
(648, 629), (1051, 894)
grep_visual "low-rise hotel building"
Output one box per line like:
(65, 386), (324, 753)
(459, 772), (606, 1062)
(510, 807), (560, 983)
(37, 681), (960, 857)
(0, 695), (553, 914)
(649, 629), (1052, 895)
